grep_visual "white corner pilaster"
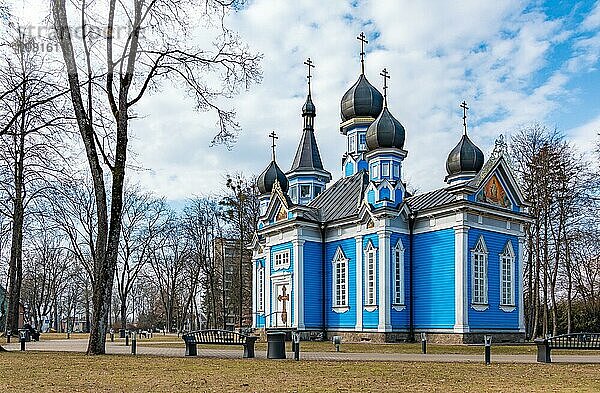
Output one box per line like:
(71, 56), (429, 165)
(378, 230), (392, 332)
(293, 239), (305, 330)
(355, 235), (363, 331)
(453, 222), (470, 333)
(518, 236), (525, 332)
(252, 259), (257, 328)
(264, 246), (271, 328)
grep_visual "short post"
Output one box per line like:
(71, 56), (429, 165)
(421, 332), (427, 354)
(150, 327), (153, 339)
(484, 335), (492, 365)
(125, 332), (130, 346)
(67, 330), (70, 339)
(20, 331), (26, 351)
(292, 331), (300, 361)
(332, 335), (342, 352)
(110, 332), (114, 342)
(131, 331), (137, 355)
(6, 331), (10, 344)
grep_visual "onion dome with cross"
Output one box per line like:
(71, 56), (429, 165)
(256, 131), (289, 195)
(340, 32), (384, 121)
(445, 101), (484, 184)
(365, 68), (406, 151)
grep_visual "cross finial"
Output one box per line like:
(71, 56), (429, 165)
(357, 32), (368, 74)
(380, 68), (390, 106)
(460, 101), (469, 135)
(269, 131), (278, 161)
(304, 57), (315, 94)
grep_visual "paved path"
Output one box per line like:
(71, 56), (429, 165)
(4, 339), (600, 364)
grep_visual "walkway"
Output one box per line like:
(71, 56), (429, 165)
(3, 339), (600, 364)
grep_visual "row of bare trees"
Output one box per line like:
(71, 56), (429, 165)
(511, 125), (600, 338)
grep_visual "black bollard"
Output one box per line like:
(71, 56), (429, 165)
(20, 336), (25, 351)
(67, 331), (70, 339)
(131, 333), (137, 355)
(421, 332), (427, 354)
(484, 335), (492, 365)
(6, 333), (10, 344)
(125, 333), (129, 347)
(110, 333), (114, 342)
(292, 332), (300, 361)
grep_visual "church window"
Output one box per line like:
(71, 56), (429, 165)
(300, 185), (311, 199)
(365, 242), (377, 306)
(348, 134), (356, 153)
(314, 185), (323, 197)
(257, 266), (264, 312)
(392, 163), (400, 178)
(500, 241), (515, 306)
(273, 250), (290, 270)
(359, 133), (367, 151)
(471, 236), (488, 305)
(290, 186), (297, 203)
(371, 163), (379, 179)
(382, 162), (390, 177)
(393, 239), (405, 305)
(332, 248), (349, 309)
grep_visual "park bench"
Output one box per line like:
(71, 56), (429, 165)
(535, 332), (600, 363)
(182, 329), (258, 358)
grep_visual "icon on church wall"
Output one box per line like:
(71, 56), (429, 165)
(276, 205), (287, 222)
(476, 174), (512, 209)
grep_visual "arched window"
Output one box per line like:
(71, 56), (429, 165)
(332, 247), (349, 310)
(257, 265), (264, 313)
(471, 236), (488, 306)
(393, 239), (405, 305)
(500, 241), (515, 306)
(365, 241), (377, 306)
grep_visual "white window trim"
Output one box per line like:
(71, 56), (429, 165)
(500, 241), (516, 312)
(273, 249), (291, 270)
(364, 241), (377, 310)
(392, 163), (400, 178)
(371, 163), (379, 179)
(257, 266), (264, 313)
(471, 236), (488, 310)
(393, 239), (405, 307)
(332, 247), (349, 313)
(382, 162), (390, 177)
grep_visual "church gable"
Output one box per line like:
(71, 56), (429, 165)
(469, 157), (526, 212)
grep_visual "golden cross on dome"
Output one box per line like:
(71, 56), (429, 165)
(357, 32), (368, 74)
(460, 101), (469, 135)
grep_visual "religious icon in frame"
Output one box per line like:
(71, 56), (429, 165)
(476, 174), (512, 209)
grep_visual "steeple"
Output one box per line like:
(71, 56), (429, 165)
(287, 58), (331, 205)
(445, 101), (484, 185)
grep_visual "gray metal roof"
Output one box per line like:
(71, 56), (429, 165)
(366, 106), (405, 151)
(405, 187), (455, 212)
(446, 134), (484, 176)
(308, 171), (369, 222)
(256, 160), (289, 195)
(290, 128), (324, 172)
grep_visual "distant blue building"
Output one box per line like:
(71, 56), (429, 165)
(251, 47), (529, 343)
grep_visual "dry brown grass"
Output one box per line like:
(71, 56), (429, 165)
(0, 351), (599, 392)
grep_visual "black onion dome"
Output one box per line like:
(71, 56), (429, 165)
(366, 107), (406, 150)
(257, 160), (289, 194)
(302, 93), (316, 116)
(340, 74), (384, 121)
(446, 134), (484, 176)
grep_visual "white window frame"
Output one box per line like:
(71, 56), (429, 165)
(392, 163), (400, 178)
(471, 236), (488, 310)
(393, 239), (405, 306)
(364, 241), (377, 309)
(371, 163), (379, 179)
(500, 241), (516, 311)
(382, 162), (390, 177)
(332, 247), (349, 312)
(358, 133), (367, 151)
(273, 249), (290, 270)
(348, 134), (356, 153)
(257, 265), (264, 313)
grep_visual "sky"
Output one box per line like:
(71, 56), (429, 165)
(8, 0), (600, 201)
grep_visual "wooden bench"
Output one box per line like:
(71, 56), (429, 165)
(182, 329), (258, 358)
(535, 333), (600, 363)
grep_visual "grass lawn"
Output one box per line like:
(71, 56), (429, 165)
(1, 351), (599, 392)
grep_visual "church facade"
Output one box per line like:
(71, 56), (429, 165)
(251, 41), (530, 343)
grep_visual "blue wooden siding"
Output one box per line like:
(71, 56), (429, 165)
(303, 241), (324, 329)
(255, 258), (265, 328)
(362, 234), (379, 329)
(325, 238), (357, 328)
(345, 161), (354, 177)
(390, 232), (410, 329)
(467, 228), (519, 330)
(413, 229), (455, 329)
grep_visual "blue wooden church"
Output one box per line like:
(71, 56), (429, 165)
(251, 37), (530, 343)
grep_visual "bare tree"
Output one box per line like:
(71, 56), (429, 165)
(50, 0), (260, 354)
